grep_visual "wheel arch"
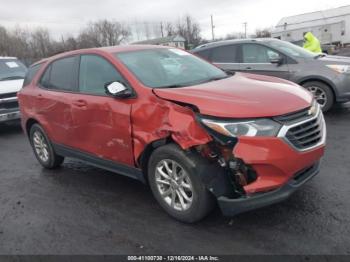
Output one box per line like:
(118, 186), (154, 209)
(297, 77), (337, 101)
(25, 118), (40, 137)
(137, 136), (174, 183)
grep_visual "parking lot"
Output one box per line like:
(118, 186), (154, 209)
(0, 104), (349, 255)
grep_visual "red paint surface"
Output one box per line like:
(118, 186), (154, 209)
(154, 72), (313, 118)
(233, 137), (325, 194)
(18, 45), (324, 195)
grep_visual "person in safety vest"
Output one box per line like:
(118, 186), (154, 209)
(303, 32), (322, 53)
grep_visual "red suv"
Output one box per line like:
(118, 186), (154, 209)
(18, 46), (326, 223)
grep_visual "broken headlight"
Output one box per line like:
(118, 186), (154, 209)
(200, 118), (281, 137)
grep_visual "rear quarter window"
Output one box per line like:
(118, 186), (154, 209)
(194, 49), (212, 61)
(39, 56), (79, 91)
(23, 63), (42, 87)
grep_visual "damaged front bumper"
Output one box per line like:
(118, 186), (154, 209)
(218, 162), (320, 216)
(196, 106), (326, 217)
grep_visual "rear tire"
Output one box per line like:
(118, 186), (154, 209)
(29, 124), (64, 169)
(148, 144), (215, 223)
(302, 81), (334, 112)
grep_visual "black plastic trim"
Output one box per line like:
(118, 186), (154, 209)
(53, 143), (145, 183)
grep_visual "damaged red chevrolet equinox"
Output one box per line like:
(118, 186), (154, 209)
(18, 45), (326, 223)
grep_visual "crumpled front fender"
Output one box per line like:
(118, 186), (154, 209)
(131, 96), (212, 164)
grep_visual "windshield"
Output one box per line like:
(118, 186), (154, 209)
(268, 40), (316, 59)
(0, 59), (27, 81)
(115, 48), (227, 88)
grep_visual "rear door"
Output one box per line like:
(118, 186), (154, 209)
(210, 44), (241, 74)
(240, 43), (291, 79)
(36, 56), (79, 146)
(70, 54), (134, 166)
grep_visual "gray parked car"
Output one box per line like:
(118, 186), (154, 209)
(192, 38), (350, 112)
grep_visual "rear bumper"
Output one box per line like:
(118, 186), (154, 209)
(218, 162), (320, 216)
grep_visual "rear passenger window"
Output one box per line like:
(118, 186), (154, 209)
(211, 45), (238, 63)
(23, 63), (42, 87)
(195, 49), (211, 61)
(40, 56), (79, 91)
(79, 55), (125, 95)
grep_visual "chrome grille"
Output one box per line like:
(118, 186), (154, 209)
(0, 92), (17, 99)
(278, 104), (326, 151)
(286, 115), (323, 149)
(274, 107), (310, 124)
(0, 94), (19, 111)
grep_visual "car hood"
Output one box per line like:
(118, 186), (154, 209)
(153, 73), (312, 118)
(318, 55), (350, 64)
(0, 79), (23, 95)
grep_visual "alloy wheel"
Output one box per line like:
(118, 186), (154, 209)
(306, 86), (327, 108)
(155, 159), (193, 211)
(33, 131), (49, 162)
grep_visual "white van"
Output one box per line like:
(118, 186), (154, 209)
(0, 57), (27, 123)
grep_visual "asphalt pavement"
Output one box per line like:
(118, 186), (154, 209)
(0, 104), (349, 255)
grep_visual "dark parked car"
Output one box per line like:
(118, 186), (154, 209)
(193, 38), (350, 112)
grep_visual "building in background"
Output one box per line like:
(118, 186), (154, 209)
(272, 5), (350, 45)
(132, 35), (186, 49)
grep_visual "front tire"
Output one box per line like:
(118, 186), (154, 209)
(148, 144), (215, 223)
(29, 124), (64, 169)
(302, 81), (334, 112)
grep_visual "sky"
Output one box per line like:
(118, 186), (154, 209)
(0, 0), (349, 41)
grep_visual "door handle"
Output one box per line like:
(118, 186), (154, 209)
(244, 67), (253, 70)
(73, 100), (87, 107)
(37, 94), (44, 100)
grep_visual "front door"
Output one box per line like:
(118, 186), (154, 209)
(70, 54), (134, 166)
(240, 43), (291, 80)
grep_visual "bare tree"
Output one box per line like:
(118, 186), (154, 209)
(143, 22), (151, 40)
(164, 22), (175, 37)
(0, 25), (9, 56)
(255, 28), (272, 38)
(225, 32), (239, 40)
(176, 15), (201, 48)
(78, 20), (131, 48)
(29, 28), (52, 58)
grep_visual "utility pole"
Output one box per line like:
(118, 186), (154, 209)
(160, 22), (164, 38)
(243, 22), (247, 38)
(211, 15), (215, 41)
(186, 16), (191, 48)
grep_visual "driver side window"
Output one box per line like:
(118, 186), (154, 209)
(79, 55), (124, 95)
(242, 44), (280, 63)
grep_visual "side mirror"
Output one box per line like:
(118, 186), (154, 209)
(105, 81), (133, 98)
(270, 56), (283, 65)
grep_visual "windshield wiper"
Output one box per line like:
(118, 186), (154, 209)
(207, 75), (231, 81)
(195, 74), (231, 85)
(314, 54), (326, 59)
(0, 76), (25, 81)
(158, 84), (187, 89)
